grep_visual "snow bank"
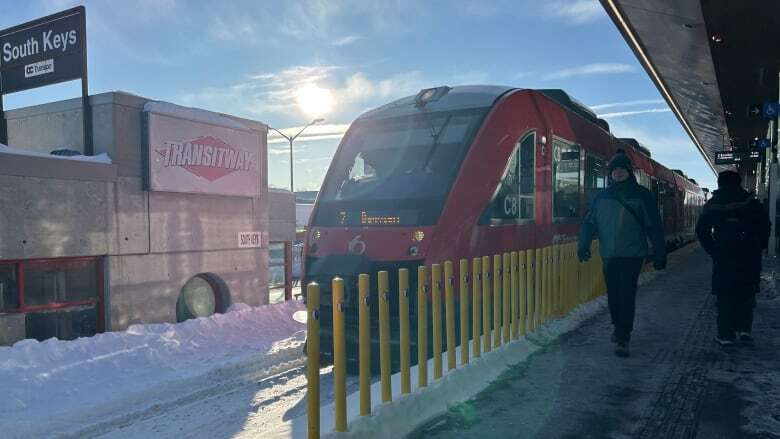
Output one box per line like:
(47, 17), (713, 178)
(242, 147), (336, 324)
(0, 143), (112, 164)
(0, 300), (305, 438)
(143, 101), (253, 131)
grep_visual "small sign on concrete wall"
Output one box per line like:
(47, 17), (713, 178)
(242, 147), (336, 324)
(238, 231), (262, 248)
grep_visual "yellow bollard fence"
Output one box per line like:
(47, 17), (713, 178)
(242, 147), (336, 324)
(472, 257), (482, 358)
(418, 266), (428, 388)
(358, 274), (371, 416)
(459, 259), (470, 365)
(493, 254), (501, 349)
(482, 255), (492, 353)
(445, 261), (456, 371)
(540, 247), (548, 324)
(399, 268), (411, 395)
(510, 251), (519, 340)
(332, 277), (347, 432)
(432, 264), (443, 380)
(306, 282), (320, 439)
(502, 252), (511, 344)
(378, 271), (391, 403)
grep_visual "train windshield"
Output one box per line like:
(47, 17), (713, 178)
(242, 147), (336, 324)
(314, 107), (488, 226)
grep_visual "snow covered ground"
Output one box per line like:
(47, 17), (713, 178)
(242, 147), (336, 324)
(0, 300), (308, 438)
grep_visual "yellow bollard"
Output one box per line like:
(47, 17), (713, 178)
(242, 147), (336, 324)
(398, 268), (411, 395)
(493, 254), (502, 348)
(540, 247), (548, 324)
(502, 252), (511, 344)
(527, 249), (536, 332)
(534, 248), (542, 329)
(431, 264), (443, 380)
(358, 274), (371, 416)
(472, 257), (482, 358)
(554, 244), (561, 317)
(418, 266), (428, 388)
(306, 282), (320, 439)
(459, 259), (470, 365)
(378, 271), (391, 403)
(482, 255), (492, 352)
(445, 261), (456, 371)
(518, 250), (527, 336)
(332, 277), (347, 432)
(510, 252), (519, 340)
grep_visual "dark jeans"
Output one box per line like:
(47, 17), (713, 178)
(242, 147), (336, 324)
(604, 257), (644, 342)
(716, 292), (756, 339)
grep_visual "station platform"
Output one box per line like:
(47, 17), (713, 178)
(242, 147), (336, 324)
(410, 244), (780, 439)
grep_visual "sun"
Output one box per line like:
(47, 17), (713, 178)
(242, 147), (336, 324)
(296, 84), (334, 117)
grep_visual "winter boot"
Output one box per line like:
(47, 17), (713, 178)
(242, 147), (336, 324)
(714, 336), (735, 346)
(615, 341), (629, 357)
(737, 332), (754, 345)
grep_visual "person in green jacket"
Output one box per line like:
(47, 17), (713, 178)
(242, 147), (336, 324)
(578, 150), (666, 357)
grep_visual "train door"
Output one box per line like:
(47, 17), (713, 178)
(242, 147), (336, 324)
(551, 137), (581, 242)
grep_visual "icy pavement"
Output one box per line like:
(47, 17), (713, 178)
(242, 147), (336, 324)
(410, 244), (780, 439)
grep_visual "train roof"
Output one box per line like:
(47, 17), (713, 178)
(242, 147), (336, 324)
(357, 85), (515, 121)
(537, 89), (610, 132)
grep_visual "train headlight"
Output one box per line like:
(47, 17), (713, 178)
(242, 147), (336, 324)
(408, 245), (419, 256)
(312, 229), (321, 240)
(412, 230), (425, 242)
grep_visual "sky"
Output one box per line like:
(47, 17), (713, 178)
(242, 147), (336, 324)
(0, 0), (717, 191)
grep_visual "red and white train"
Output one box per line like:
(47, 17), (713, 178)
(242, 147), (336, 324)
(304, 86), (704, 365)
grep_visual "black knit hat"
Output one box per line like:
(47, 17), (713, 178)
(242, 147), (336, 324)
(608, 149), (633, 173)
(717, 170), (741, 187)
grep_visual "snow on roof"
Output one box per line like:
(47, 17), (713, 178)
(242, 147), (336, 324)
(0, 143), (112, 164)
(143, 101), (253, 131)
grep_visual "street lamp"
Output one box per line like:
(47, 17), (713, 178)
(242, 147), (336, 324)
(268, 118), (324, 193)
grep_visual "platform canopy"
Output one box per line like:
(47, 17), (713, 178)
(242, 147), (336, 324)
(600, 0), (780, 173)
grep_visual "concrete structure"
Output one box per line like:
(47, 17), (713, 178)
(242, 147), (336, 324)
(0, 91), (295, 344)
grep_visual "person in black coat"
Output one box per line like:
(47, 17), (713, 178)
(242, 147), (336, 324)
(695, 170), (770, 345)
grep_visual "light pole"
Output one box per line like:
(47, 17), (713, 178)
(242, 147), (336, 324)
(268, 118), (324, 193)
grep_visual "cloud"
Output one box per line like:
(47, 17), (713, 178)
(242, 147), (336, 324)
(588, 99), (665, 111)
(544, 63), (635, 80)
(331, 35), (363, 46)
(597, 108), (672, 119)
(543, 0), (604, 25)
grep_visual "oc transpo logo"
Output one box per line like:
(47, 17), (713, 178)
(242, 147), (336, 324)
(156, 136), (255, 182)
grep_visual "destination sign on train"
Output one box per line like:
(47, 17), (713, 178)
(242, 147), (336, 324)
(0, 7), (85, 94)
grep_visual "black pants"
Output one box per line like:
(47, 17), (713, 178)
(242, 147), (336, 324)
(604, 257), (644, 342)
(716, 293), (756, 339)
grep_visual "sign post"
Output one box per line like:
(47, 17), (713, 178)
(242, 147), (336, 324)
(0, 6), (90, 153)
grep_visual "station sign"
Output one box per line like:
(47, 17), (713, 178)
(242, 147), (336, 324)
(144, 111), (263, 197)
(715, 150), (761, 165)
(0, 7), (86, 94)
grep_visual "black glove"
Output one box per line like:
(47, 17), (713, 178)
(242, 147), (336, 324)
(578, 247), (591, 262)
(653, 257), (667, 270)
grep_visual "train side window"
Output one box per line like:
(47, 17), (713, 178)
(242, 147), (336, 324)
(553, 139), (580, 220)
(518, 133), (535, 219)
(479, 132), (535, 225)
(585, 154), (605, 201)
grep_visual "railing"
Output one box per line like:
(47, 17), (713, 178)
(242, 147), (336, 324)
(305, 241), (606, 438)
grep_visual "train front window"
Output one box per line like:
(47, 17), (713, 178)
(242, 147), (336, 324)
(315, 108), (487, 226)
